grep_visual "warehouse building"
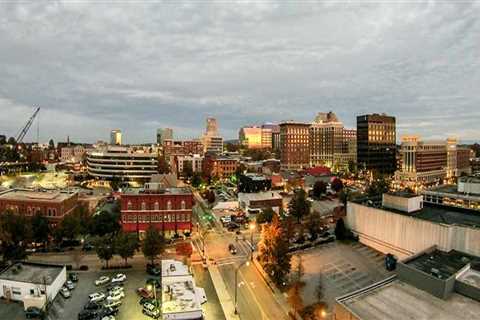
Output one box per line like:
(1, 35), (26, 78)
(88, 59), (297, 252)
(0, 262), (66, 310)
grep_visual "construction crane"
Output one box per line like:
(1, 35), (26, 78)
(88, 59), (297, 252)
(15, 107), (40, 143)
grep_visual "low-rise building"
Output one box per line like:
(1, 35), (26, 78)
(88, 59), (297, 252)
(202, 154), (239, 179)
(0, 262), (67, 310)
(238, 191), (283, 215)
(120, 184), (193, 238)
(335, 246), (480, 320)
(161, 260), (205, 320)
(0, 189), (78, 226)
(422, 176), (480, 211)
(238, 173), (271, 193)
(176, 154), (203, 177)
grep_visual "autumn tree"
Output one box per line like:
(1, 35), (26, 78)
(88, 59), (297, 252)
(288, 189), (310, 223)
(258, 215), (291, 286)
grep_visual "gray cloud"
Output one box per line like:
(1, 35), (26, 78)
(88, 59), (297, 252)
(0, 1), (479, 143)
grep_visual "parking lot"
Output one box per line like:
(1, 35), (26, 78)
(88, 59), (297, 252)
(294, 241), (393, 310)
(0, 269), (160, 320)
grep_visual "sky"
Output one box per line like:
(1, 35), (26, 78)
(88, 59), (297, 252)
(0, 1), (479, 144)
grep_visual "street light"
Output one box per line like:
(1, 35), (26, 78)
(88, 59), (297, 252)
(146, 283), (158, 307)
(234, 260), (250, 315)
(249, 222), (255, 261)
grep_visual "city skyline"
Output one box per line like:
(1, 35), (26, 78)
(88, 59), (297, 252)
(1, 2), (479, 144)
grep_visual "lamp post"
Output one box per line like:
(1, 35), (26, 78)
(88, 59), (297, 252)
(147, 283), (158, 307)
(249, 222), (255, 261)
(234, 260), (250, 315)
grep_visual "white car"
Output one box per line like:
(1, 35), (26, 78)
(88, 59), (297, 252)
(89, 292), (106, 302)
(106, 290), (125, 301)
(111, 274), (126, 283)
(104, 299), (122, 309)
(108, 286), (124, 295)
(95, 276), (110, 286)
(101, 316), (115, 320)
(60, 287), (71, 298)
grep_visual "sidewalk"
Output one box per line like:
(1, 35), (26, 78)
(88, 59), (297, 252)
(208, 264), (240, 320)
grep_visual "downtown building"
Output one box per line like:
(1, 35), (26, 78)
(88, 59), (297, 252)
(239, 125), (274, 150)
(157, 128), (173, 145)
(279, 121), (310, 170)
(87, 145), (159, 182)
(309, 112), (356, 171)
(202, 154), (239, 179)
(357, 113), (396, 175)
(120, 183), (194, 237)
(110, 129), (122, 145)
(201, 117), (223, 154)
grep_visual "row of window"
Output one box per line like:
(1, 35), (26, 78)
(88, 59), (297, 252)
(123, 213), (192, 223)
(127, 200), (187, 211)
(3, 205), (58, 217)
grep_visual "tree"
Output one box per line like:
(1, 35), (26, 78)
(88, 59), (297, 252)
(366, 177), (391, 197)
(191, 172), (203, 188)
(142, 225), (165, 265)
(348, 160), (357, 175)
(288, 189), (311, 223)
(315, 274), (324, 302)
(291, 255), (305, 286)
(73, 205), (91, 237)
(90, 210), (121, 237)
(331, 178), (344, 193)
(94, 236), (115, 269)
(0, 211), (31, 260)
(334, 218), (347, 240)
(57, 213), (81, 241)
(205, 190), (216, 204)
(158, 155), (171, 174)
(183, 161), (193, 179)
(306, 211), (322, 238)
(31, 213), (50, 246)
(312, 181), (327, 198)
(115, 231), (138, 267)
(7, 137), (16, 145)
(110, 175), (122, 191)
(48, 139), (55, 149)
(256, 208), (275, 224)
(287, 282), (304, 318)
(258, 215), (291, 286)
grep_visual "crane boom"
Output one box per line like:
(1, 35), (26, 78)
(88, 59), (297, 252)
(16, 107), (40, 143)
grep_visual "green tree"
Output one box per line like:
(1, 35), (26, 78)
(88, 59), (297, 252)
(90, 210), (121, 237)
(73, 205), (92, 237)
(258, 215), (291, 286)
(312, 181), (327, 198)
(7, 137), (16, 145)
(48, 139), (55, 149)
(110, 175), (122, 191)
(115, 232), (138, 267)
(31, 213), (50, 246)
(142, 225), (165, 265)
(94, 236), (115, 269)
(331, 178), (344, 193)
(306, 210), (322, 237)
(256, 208), (275, 224)
(183, 161), (193, 179)
(288, 189), (311, 223)
(58, 213), (81, 241)
(0, 211), (31, 260)
(366, 177), (391, 197)
(191, 172), (203, 188)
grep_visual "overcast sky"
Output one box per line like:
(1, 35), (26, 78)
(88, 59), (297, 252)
(0, 1), (479, 144)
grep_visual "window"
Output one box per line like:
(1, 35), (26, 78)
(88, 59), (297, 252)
(141, 202), (147, 211)
(154, 202), (159, 210)
(127, 201), (133, 210)
(12, 287), (21, 295)
(167, 201), (172, 210)
(181, 200), (186, 210)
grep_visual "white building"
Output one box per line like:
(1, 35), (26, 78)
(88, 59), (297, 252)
(176, 154), (203, 176)
(0, 262), (66, 310)
(110, 129), (122, 145)
(161, 260), (205, 320)
(238, 191), (283, 215)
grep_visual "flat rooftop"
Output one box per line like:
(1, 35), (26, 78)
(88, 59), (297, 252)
(238, 191), (282, 202)
(162, 259), (190, 278)
(353, 198), (480, 228)
(457, 268), (480, 290)
(424, 185), (480, 200)
(385, 191), (418, 198)
(0, 189), (75, 202)
(337, 277), (480, 320)
(162, 279), (202, 315)
(406, 249), (476, 279)
(0, 262), (64, 285)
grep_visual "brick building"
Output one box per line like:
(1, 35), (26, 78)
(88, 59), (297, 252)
(120, 184), (194, 237)
(163, 140), (203, 157)
(0, 189), (78, 226)
(202, 154), (239, 179)
(279, 122), (310, 170)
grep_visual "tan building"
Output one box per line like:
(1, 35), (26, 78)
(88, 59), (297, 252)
(239, 126), (273, 149)
(279, 122), (310, 170)
(202, 117), (223, 154)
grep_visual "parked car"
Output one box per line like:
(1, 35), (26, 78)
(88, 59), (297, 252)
(106, 290), (125, 301)
(89, 292), (106, 303)
(78, 309), (98, 320)
(65, 280), (76, 290)
(95, 276), (110, 286)
(228, 244), (237, 255)
(146, 278), (161, 289)
(227, 223), (240, 231)
(142, 302), (161, 319)
(99, 307), (118, 317)
(108, 286), (124, 295)
(84, 302), (102, 311)
(100, 316), (115, 320)
(69, 273), (79, 282)
(25, 306), (44, 319)
(139, 297), (156, 306)
(60, 287), (71, 298)
(111, 273), (127, 283)
(136, 287), (153, 299)
(82, 243), (94, 251)
(104, 299), (122, 309)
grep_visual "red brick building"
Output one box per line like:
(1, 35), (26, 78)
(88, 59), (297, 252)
(202, 155), (239, 179)
(163, 140), (203, 156)
(0, 189), (78, 226)
(280, 122), (310, 170)
(120, 184), (194, 237)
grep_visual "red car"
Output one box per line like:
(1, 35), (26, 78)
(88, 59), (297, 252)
(136, 287), (153, 299)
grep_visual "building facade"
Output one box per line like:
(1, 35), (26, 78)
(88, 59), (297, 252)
(0, 189), (78, 226)
(239, 127), (263, 149)
(279, 122), (310, 170)
(87, 146), (159, 181)
(120, 185), (194, 237)
(202, 155), (239, 179)
(202, 117), (223, 154)
(157, 128), (173, 145)
(176, 154), (203, 176)
(163, 140), (204, 157)
(357, 113), (396, 175)
(110, 129), (122, 145)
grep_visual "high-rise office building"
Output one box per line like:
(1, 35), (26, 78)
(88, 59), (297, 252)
(279, 121), (310, 170)
(202, 117), (223, 154)
(157, 128), (173, 145)
(262, 123), (280, 150)
(357, 113), (396, 175)
(110, 129), (122, 145)
(239, 125), (274, 149)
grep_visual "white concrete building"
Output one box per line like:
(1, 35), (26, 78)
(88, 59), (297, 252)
(176, 154), (203, 176)
(0, 262), (66, 310)
(161, 260), (205, 320)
